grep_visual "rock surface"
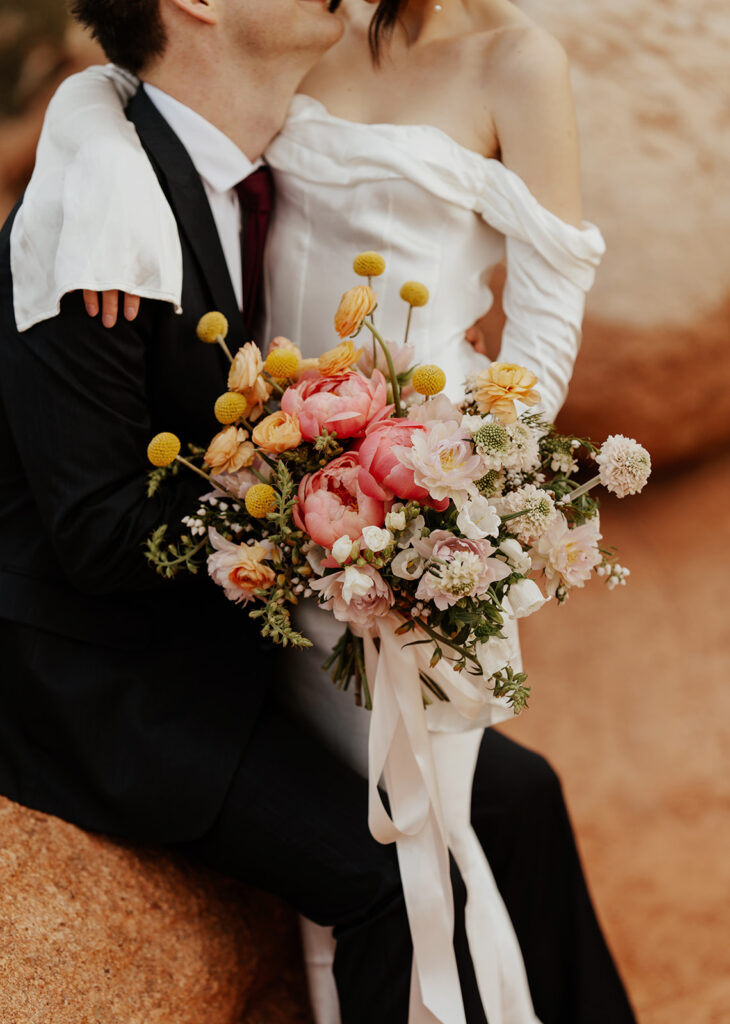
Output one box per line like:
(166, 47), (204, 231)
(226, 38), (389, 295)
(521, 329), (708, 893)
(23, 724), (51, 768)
(0, 797), (312, 1024)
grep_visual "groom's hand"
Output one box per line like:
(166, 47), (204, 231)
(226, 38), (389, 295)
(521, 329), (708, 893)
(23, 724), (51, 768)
(83, 289), (141, 328)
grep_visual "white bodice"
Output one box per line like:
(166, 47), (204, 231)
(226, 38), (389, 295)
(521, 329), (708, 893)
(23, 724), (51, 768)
(265, 94), (606, 419)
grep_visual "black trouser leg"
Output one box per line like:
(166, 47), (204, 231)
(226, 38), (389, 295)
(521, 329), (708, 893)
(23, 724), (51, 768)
(471, 729), (637, 1024)
(178, 699), (412, 1024)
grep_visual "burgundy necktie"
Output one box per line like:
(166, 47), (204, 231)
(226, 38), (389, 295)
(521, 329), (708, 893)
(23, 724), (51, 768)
(235, 165), (274, 340)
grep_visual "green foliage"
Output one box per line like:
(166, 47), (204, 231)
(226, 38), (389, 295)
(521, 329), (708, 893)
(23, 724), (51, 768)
(144, 525), (207, 579)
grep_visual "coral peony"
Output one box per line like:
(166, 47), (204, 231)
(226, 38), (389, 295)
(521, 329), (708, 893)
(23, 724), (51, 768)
(281, 370), (391, 441)
(293, 452), (387, 550)
(357, 419), (448, 509)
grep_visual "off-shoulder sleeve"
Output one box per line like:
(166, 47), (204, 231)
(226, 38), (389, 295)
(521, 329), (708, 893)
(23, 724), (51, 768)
(10, 65), (182, 332)
(475, 163), (606, 422)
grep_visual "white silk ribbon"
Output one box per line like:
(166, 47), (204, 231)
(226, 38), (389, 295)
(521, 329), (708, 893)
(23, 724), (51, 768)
(359, 613), (541, 1024)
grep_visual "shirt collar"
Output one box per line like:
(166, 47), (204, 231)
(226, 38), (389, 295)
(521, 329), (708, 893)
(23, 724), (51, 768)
(143, 83), (263, 194)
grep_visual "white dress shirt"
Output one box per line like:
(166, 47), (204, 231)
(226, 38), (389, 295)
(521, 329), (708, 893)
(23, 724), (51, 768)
(145, 83), (264, 311)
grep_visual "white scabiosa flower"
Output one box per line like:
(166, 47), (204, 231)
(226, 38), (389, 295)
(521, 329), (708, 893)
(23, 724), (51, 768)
(504, 421), (541, 473)
(471, 420), (511, 471)
(596, 435), (652, 497)
(498, 485), (560, 546)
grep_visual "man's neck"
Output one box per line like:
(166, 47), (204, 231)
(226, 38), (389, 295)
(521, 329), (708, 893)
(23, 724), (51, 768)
(142, 60), (301, 162)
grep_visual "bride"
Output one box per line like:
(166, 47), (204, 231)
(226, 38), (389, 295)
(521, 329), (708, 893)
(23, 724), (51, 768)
(10, 1), (634, 1023)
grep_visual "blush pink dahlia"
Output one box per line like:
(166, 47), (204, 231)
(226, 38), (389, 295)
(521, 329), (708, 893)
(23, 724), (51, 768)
(293, 452), (387, 550)
(281, 370), (392, 441)
(396, 421), (483, 504)
(310, 565), (394, 632)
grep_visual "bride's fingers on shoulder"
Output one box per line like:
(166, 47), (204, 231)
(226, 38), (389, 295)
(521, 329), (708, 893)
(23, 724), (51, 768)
(82, 290), (100, 318)
(101, 290), (119, 328)
(465, 325), (489, 356)
(123, 294), (141, 322)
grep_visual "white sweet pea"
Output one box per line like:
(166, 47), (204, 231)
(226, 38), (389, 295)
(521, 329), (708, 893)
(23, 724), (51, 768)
(456, 495), (501, 540)
(385, 509), (407, 532)
(342, 565), (375, 603)
(332, 534), (354, 565)
(305, 544), (328, 577)
(498, 538), (532, 574)
(461, 413), (485, 434)
(361, 526), (393, 552)
(505, 579), (549, 619)
(397, 513), (426, 549)
(391, 548), (426, 580)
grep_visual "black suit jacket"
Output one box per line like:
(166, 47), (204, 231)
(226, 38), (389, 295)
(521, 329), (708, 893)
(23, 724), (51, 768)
(0, 88), (269, 841)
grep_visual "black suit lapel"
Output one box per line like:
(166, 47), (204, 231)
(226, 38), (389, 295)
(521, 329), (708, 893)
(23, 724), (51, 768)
(125, 87), (246, 354)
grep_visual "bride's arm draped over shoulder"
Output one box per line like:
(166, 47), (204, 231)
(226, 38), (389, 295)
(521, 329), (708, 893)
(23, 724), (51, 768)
(10, 65), (182, 333)
(484, 27), (605, 423)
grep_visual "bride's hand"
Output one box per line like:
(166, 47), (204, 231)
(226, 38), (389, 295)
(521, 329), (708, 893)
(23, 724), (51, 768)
(465, 313), (497, 359)
(82, 290), (141, 327)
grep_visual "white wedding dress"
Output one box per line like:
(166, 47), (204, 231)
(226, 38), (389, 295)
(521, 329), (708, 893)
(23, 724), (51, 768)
(10, 70), (606, 1024)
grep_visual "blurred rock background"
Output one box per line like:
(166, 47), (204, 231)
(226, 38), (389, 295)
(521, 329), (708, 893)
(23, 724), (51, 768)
(0, 1), (728, 1022)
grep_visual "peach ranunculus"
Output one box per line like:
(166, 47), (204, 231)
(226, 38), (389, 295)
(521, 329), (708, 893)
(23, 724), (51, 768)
(357, 419), (449, 510)
(318, 340), (363, 377)
(204, 425), (255, 474)
(293, 452), (387, 549)
(334, 286), (377, 339)
(309, 565), (394, 632)
(251, 410), (302, 454)
(280, 369), (392, 441)
(207, 528), (276, 605)
(228, 342), (272, 421)
(228, 341), (263, 392)
(473, 362), (541, 424)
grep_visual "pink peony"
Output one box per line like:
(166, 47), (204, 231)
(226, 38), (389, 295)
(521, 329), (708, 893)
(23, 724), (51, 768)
(357, 420), (448, 511)
(310, 565), (394, 632)
(281, 369), (392, 441)
(413, 530), (510, 610)
(531, 517), (602, 596)
(293, 452), (388, 550)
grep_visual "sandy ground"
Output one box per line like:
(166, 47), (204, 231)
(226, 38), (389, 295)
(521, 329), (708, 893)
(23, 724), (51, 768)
(500, 451), (730, 1023)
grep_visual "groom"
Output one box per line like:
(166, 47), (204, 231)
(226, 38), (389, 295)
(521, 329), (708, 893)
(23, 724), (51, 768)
(0, 1), (635, 1022)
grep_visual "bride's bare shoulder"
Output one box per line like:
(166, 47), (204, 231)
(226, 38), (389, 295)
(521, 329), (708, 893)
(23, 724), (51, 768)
(479, 16), (571, 96)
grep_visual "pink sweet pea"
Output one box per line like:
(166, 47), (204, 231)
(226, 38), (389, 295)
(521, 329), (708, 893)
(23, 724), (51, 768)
(357, 420), (450, 511)
(293, 452), (388, 549)
(281, 370), (392, 441)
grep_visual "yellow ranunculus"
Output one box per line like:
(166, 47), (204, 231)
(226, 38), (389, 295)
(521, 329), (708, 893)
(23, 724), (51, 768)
(473, 362), (541, 424)
(318, 340), (363, 377)
(333, 286), (377, 339)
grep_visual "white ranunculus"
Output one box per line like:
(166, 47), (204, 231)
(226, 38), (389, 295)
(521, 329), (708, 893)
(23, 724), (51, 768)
(361, 525), (393, 552)
(505, 579), (548, 619)
(461, 413), (485, 434)
(456, 496), (501, 540)
(498, 538), (532, 574)
(391, 547), (426, 580)
(385, 508), (407, 532)
(342, 565), (375, 603)
(332, 534), (354, 565)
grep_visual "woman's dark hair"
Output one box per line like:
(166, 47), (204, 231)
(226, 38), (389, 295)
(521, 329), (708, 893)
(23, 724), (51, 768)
(369, 0), (406, 61)
(68, 0), (167, 75)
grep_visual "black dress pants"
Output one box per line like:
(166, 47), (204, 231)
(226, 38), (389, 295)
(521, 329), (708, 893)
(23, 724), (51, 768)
(180, 699), (636, 1024)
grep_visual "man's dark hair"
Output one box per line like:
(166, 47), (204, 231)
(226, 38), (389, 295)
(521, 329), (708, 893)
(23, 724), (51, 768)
(68, 0), (168, 75)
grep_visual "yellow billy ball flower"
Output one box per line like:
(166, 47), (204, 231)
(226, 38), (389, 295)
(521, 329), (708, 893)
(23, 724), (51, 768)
(147, 432), (181, 467)
(400, 281), (430, 307)
(197, 311), (229, 344)
(412, 365), (447, 396)
(264, 347), (300, 379)
(353, 251), (386, 277)
(214, 391), (248, 425)
(245, 483), (278, 518)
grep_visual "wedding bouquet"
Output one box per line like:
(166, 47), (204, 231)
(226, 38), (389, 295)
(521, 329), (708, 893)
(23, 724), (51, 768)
(146, 251), (651, 712)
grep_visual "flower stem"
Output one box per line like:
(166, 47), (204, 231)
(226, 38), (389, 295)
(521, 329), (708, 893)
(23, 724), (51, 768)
(411, 617), (483, 674)
(562, 473), (601, 503)
(404, 305), (414, 345)
(363, 319), (404, 417)
(174, 456), (240, 503)
(216, 334), (234, 364)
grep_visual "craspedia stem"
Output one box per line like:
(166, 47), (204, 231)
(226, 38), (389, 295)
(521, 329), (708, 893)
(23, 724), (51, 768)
(404, 305), (413, 345)
(174, 456), (240, 503)
(362, 319), (403, 418)
(216, 334), (234, 363)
